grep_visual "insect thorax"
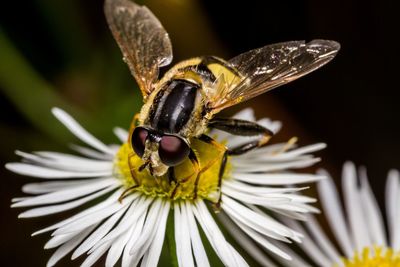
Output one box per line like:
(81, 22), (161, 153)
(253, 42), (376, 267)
(139, 56), (241, 138)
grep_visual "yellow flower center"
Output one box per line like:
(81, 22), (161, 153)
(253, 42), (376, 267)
(113, 138), (231, 201)
(340, 247), (400, 267)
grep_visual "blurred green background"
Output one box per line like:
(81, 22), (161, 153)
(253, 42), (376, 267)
(0, 0), (398, 266)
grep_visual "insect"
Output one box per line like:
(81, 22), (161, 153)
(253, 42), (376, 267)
(104, 0), (340, 201)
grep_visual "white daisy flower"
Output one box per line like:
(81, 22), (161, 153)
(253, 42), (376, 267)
(277, 162), (400, 267)
(7, 107), (325, 267)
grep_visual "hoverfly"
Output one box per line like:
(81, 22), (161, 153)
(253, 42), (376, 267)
(104, 0), (340, 200)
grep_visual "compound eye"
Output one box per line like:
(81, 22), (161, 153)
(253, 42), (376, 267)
(131, 127), (148, 157)
(159, 135), (190, 166)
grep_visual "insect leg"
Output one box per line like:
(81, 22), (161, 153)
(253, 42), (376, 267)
(118, 152), (141, 203)
(196, 134), (227, 211)
(169, 150), (201, 200)
(214, 150), (228, 211)
(168, 167), (176, 184)
(196, 134), (227, 172)
(208, 117), (273, 155)
(188, 148), (201, 200)
(168, 167), (180, 199)
(128, 152), (140, 185)
(201, 119), (272, 209)
(118, 185), (139, 203)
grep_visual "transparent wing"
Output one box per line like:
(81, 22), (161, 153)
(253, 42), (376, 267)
(104, 0), (173, 99)
(208, 40), (340, 112)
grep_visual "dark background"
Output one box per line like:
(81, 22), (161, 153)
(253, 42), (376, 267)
(0, 0), (398, 266)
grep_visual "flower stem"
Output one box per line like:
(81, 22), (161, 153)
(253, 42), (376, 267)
(166, 211), (179, 267)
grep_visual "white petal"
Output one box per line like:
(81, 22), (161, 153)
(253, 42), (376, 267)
(386, 169), (400, 250)
(52, 108), (114, 155)
(359, 167), (387, 246)
(304, 215), (341, 263)
(317, 170), (354, 257)
(105, 222), (134, 267)
(72, 204), (129, 259)
(233, 108), (255, 120)
(13, 178), (117, 207)
(129, 201), (169, 267)
(174, 203), (183, 267)
(108, 144), (120, 154)
(122, 213), (146, 267)
(22, 180), (105, 195)
(19, 185), (118, 218)
(232, 157), (321, 172)
(140, 201), (170, 267)
(268, 207), (307, 221)
(45, 232), (79, 249)
(396, 184), (400, 251)
(129, 198), (163, 256)
(342, 162), (370, 250)
(70, 144), (113, 160)
(219, 213), (278, 267)
(53, 195), (135, 235)
(92, 196), (152, 251)
(232, 172), (325, 185)
(249, 205), (303, 242)
(266, 143), (327, 160)
(11, 197), (30, 202)
(224, 180), (309, 194)
(6, 163), (111, 179)
(267, 240), (313, 267)
(32, 189), (123, 236)
(233, 218), (292, 260)
(275, 194), (316, 204)
(35, 151), (112, 164)
(241, 142), (290, 156)
(226, 135), (261, 149)
(246, 143), (326, 160)
(114, 127), (129, 143)
(81, 242), (111, 267)
(17, 150), (113, 172)
(222, 186), (290, 206)
(174, 203), (194, 267)
(223, 184), (315, 206)
(271, 143), (326, 160)
(257, 118), (282, 134)
(282, 218), (330, 266)
(256, 201), (318, 214)
(183, 202), (210, 267)
(222, 196), (296, 241)
(193, 201), (248, 267)
(228, 242), (250, 267)
(47, 226), (95, 267)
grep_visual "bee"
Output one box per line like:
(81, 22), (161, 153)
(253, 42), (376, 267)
(104, 0), (340, 200)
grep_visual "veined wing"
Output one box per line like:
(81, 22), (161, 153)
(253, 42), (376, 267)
(104, 0), (173, 100)
(207, 40), (340, 112)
